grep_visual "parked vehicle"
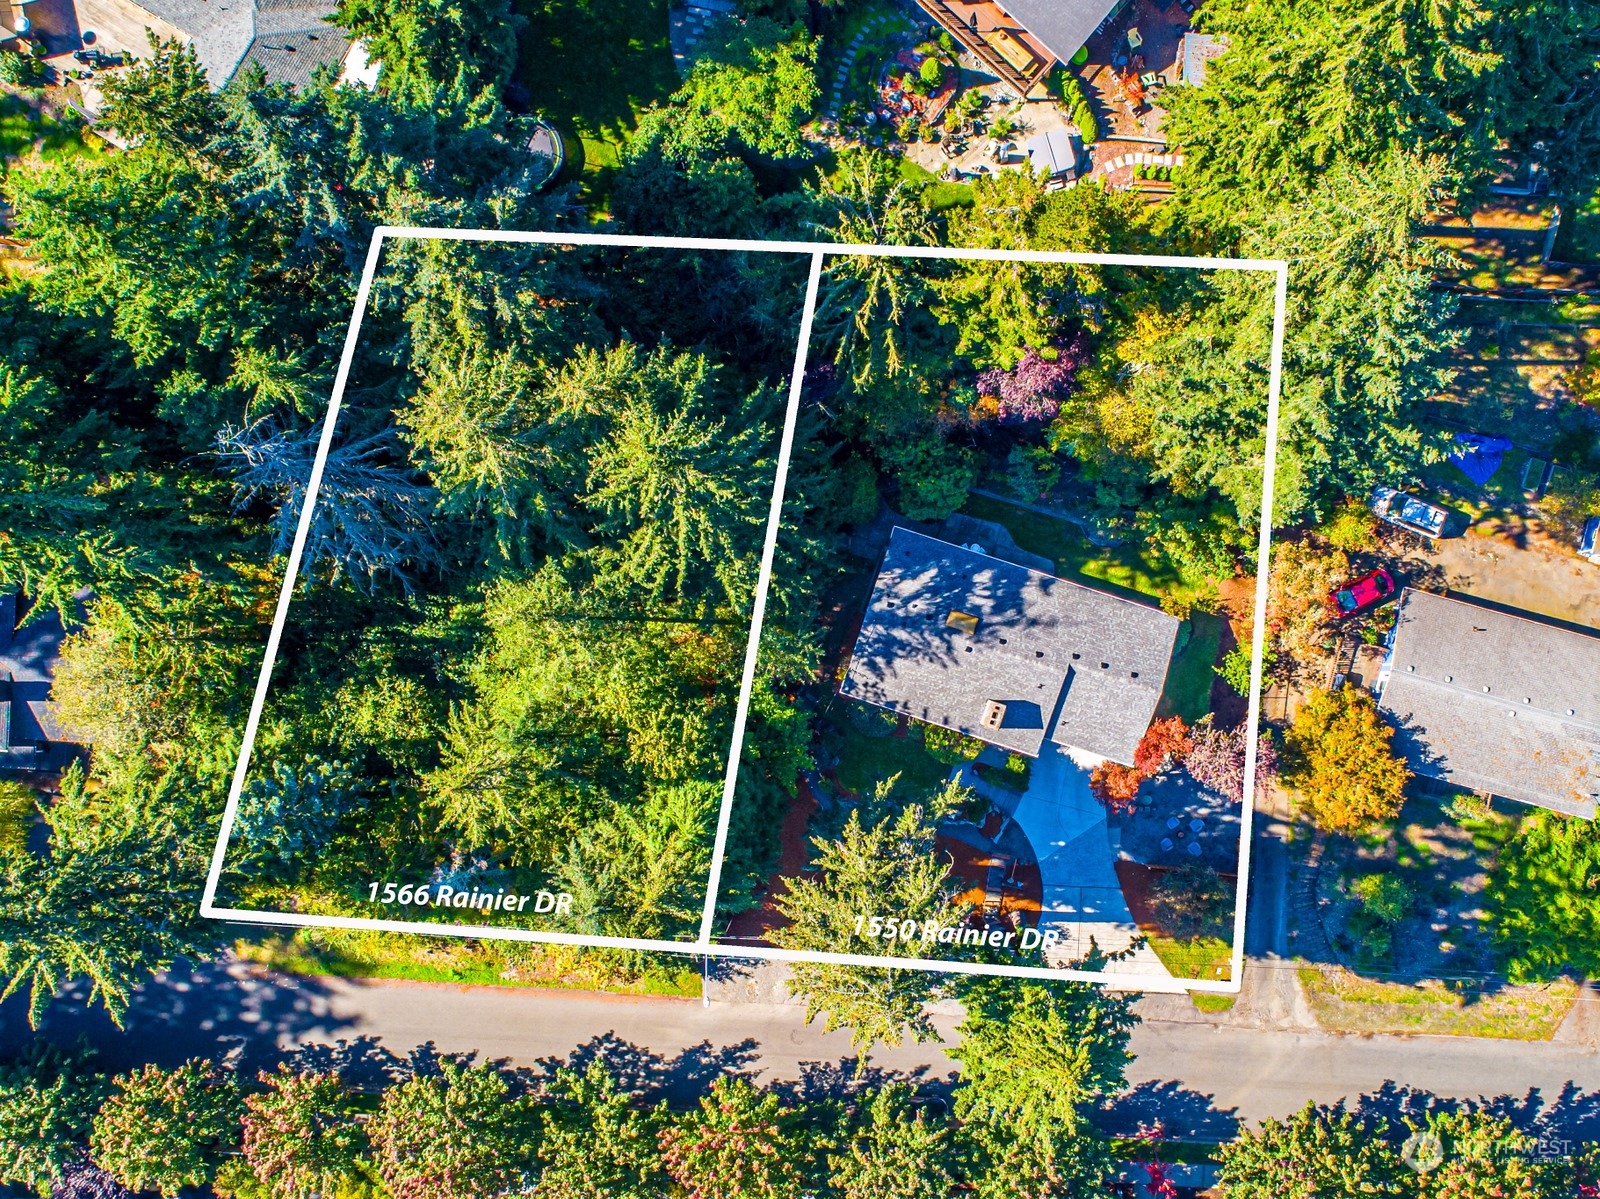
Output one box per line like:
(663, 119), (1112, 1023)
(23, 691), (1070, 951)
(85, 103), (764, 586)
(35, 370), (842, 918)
(1329, 567), (1397, 616)
(1370, 486), (1448, 538)
(1580, 516), (1600, 564)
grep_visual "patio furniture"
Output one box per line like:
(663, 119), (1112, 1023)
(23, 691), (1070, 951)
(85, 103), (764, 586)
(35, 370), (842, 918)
(1140, 71), (1159, 87)
(1189, 818), (1204, 832)
(1186, 841), (1202, 856)
(1126, 27), (1143, 51)
(1166, 816), (1180, 830)
(1161, 837), (1174, 852)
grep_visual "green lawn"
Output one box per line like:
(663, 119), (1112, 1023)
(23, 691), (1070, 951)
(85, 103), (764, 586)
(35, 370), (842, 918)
(514, 0), (678, 207)
(961, 492), (1204, 605)
(1, 94), (97, 167)
(1149, 934), (1231, 982)
(1157, 611), (1223, 724)
(824, 704), (951, 798)
(1297, 965), (1574, 1039)
(239, 932), (700, 996)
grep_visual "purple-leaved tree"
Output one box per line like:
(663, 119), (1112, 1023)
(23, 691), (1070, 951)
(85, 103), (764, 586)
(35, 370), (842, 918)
(975, 332), (1090, 423)
(1185, 716), (1278, 804)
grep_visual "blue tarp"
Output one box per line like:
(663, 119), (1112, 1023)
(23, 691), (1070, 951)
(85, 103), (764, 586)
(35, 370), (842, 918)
(1448, 433), (1515, 486)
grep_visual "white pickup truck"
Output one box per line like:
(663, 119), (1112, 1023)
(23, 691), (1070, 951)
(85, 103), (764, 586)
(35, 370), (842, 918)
(1370, 486), (1448, 538)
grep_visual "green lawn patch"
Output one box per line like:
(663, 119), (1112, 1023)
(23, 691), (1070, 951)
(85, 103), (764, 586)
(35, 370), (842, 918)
(514, 0), (678, 207)
(1297, 964), (1574, 1039)
(975, 755), (1030, 793)
(824, 703), (950, 798)
(923, 181), (975, 211)
(0, 94), (96, 168)
(961, 492), (1201, 605)
(1191, 992), (1236, 1013)
(240, 932), (700, 996)
(1157, 611), (1222, 724)
(1149, 935), (1231, 982)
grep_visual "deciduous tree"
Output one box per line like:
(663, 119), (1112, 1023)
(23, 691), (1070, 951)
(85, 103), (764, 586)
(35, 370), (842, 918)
(1282, 686), (1410, 832)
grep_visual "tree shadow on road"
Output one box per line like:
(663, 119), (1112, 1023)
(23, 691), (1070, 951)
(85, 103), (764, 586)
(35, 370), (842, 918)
(1097, 1079), (1242, 1141)
(770, 1056), (956, 1105)
(1353, 1079), (1600, 1146)
(535, 1031), (762, 1104)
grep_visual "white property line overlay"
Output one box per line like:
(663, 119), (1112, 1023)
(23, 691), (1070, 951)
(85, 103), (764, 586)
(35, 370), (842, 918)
(200, 227), (1287, 996)
(697, 250), (825, 943)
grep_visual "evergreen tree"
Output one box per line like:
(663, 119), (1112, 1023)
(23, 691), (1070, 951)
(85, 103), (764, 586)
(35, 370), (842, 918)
(809, 150), (939, 389)
(367, 1058), (539, 1199)
(332, 0), (524, 108)
(670, 18), (820, 160)
(951, 977), (1136, 1143)
(90, 1060), (242, 1197)
(1162, 0), (1600, 225)
(535, 1061), (669, 1199)
(1216, 1101), (1406, 1197)
(829, 1084), (957, 1199)
(552, 782), (718, 941)
(0, 766), (218, 1028)
(773, 776), (968, 1057)
(1486, 811), (1600, 983)
(0, 1040), (106, 1194)
(238, 1068), (370, 1199)
(657, 1076), (827, 1199)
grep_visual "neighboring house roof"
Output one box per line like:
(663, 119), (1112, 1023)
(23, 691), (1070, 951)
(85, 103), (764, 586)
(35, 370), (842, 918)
(134, 0), (346, 88)
(996, 0), (1122, 64)
(840, 527), (1178, 766)
(1376, 588), (1600, 818)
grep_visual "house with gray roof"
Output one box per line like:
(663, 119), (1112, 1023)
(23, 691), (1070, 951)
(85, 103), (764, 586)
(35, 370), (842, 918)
(840, 527), (1179, 766)
(59, 0), (349, 89)
(1375, 588), (1600, 818)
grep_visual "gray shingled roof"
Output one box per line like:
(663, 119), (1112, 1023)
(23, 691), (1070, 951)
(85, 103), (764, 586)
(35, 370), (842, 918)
(135, 0), (344, 88)
(995, 0), (1122, 64)
(840, 527), (1178, 766)
(1376, 588), (1600, 818)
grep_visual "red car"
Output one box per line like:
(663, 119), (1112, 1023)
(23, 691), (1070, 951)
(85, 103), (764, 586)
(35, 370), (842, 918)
(1330, 568), (1396, 616)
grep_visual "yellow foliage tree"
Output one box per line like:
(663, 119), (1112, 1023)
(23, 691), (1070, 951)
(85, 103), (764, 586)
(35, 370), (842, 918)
(1267, 539), (1350, 664)
(1283, 685), (1410, 832)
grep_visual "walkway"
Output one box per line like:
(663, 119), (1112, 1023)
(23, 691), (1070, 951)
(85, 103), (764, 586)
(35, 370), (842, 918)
(982, 743), (1172, 980)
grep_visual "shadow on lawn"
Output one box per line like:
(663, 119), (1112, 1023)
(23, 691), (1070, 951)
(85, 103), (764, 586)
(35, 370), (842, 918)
(515, 0), (678, 149)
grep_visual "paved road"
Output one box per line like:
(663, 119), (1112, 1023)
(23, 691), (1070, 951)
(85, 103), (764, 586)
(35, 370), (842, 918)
(8, 958), (1600, 1136)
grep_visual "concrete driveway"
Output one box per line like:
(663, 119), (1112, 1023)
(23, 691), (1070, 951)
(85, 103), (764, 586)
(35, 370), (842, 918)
(991, 744), (1171, 980)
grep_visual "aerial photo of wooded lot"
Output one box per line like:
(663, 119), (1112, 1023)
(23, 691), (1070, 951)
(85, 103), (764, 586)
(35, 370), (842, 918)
(208, 237), (810, 945)
(1, 0), (1599, 1194)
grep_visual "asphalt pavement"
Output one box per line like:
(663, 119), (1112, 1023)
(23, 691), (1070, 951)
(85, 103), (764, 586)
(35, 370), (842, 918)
(7, 956), (1600, 1138)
